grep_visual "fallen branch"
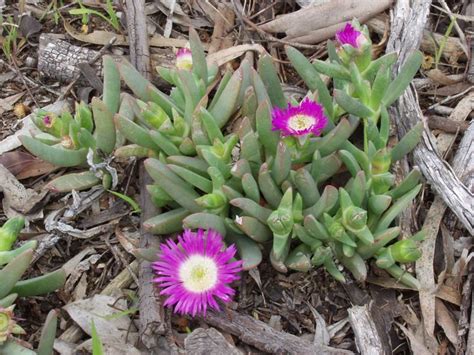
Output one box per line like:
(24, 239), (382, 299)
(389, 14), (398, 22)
(387, 0), (473, 235)
(203, 309), (353, 354)
(348, 304), (387, 355)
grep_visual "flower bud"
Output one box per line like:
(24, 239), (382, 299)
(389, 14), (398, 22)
(267, 210), (293, 236)
(342, 206), (367, 232)
(195, 193), (226, 211)
(390, 239), (421, 263)
(371, 148), (391, 175)
(176, 47), (192, 71)
(0, 217), (25, 252)
(75, 101), (93, 132)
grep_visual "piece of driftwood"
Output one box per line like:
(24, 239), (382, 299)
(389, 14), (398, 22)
(259, 0), (393, 38)
(386, 0), (473, 235)
(123, 0), (175, 353)
(38, 34), (100, 85)
(184, 328), (242, 355)
(203, 309), (353, 354)
(348, 304), (386, 355)
(38, 34), (174, 85)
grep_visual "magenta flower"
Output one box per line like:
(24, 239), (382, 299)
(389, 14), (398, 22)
(42, 114), (54, 128)
(271, 98), (328, 137)
(336, 23), (362, 48)
(176, 47), (193, 70)
(152, 229), (242, 316)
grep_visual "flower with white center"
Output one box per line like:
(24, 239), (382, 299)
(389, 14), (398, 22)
(152, 229), (242, 316)
(176, 47), (193, 71)
(271, 98), (328, 137)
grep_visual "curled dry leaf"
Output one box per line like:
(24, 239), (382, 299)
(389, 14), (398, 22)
(0, 151), (56, 179)
(435, 299), (458, 346)
(259, 0), (392, 39)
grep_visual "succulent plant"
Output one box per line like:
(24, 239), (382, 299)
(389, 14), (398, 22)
(133, 21), (424, 286)
(19, 55), (121, 193)
(20, 21), (425, 287)
(0, 217), (63, 353)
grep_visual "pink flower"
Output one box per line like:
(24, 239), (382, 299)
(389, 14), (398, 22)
(336, 23), (362, 48)
(271, 99), (328, 137)
(43, 115), (54, 128)
(176, 47), (193, 70)
(152, 229), (242, 316)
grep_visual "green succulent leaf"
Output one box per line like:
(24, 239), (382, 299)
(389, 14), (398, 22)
(391, 121), (423, 162)
(258, 55), (286, 108)
(382, 50), (423, 106)
(334, 90), (374, 118)
(20, 136), (87, 167)
(144, 208), (191, 234)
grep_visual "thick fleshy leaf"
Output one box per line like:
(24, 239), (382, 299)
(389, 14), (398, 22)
(46, 171), (101, 193)
(382, 50), (423, 106)
(390, 122), (423, 161)
(234, 216), (272, 242)
(102, 55), (120, 114)
(167, 155), (209, 176)
(241, 173), (260, 203)
(189, 27), (208, 85)
(19, 136), (87, 167)
(230, 198), (272, 224)
(115, 114), (159, 151)
(258, 55), (286, 108)
(285, 46), (334, 119)
(37, 310), (58, 355)
(286, 244), (312, 272)
(311, 116), (360, 157)
(388, 167), (422, 199)
(339, 149), (361, 177)
(304, 215), (330, 241)
(143, 208), (190, 234)
(209, 68), (242, 128)
(149, 130), (180, 156)
(385, 264), (420, 289)
(272, 141), (291, 185)
(91, 97), (116, 154)
(168, 164), (212, 193)
(311, 151), (342, 183)
(183, 213), (226, 236)
(199, 107), (225, 143)
(240, 130), (262, 170)
(362, 52), (397, 81)
(256, 100), (279, 157)
(370, 64), (390, 110)
(225, 232), (262, 270)
(375, 184), (422, 233)
(0, 249), (33, 299)
(347, 170), (366, 207)
(313, 60), (351, 81)
(294, 168), (319, 208)
(118, 60), (151, 101)
(10, 268), (65, 296)
(368, 195), (392, 216)
(304, 185), (338, 218)
(334, 90), (374, 118)
(258, 163), (283, 209)
(0, 293), (17, 308)
(208, 71), (232, 111)
(144, 158), (202, 212)
(0, 241), (37, 267)
(357, 227), (400, 259)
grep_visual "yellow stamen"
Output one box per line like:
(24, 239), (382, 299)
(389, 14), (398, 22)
(288, 114), (314, 131)
(179, 255), (218, 293)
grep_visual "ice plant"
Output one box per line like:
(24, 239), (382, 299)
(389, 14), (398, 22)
(176, 47), (193, 71)
(271, 99), (328, 137)
(335, 23), (362, 48)
(152, 229), (242, 316)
